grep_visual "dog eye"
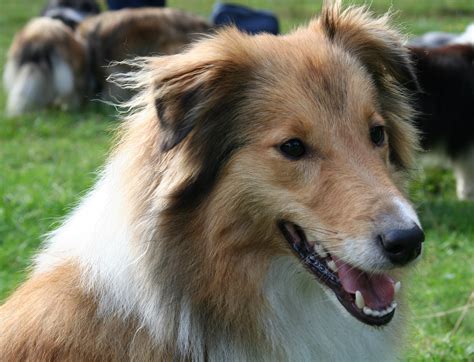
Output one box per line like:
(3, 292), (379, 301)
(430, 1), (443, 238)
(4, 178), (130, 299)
(279, 139), (306, 159)
(370, 126), (385, 147)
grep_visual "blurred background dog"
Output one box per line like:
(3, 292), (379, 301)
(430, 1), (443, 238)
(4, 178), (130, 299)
(409, 25), (474, 200)
(3, 0), (99, 116)
(3, 17), (87, 117)
(77, 7), (211, 101)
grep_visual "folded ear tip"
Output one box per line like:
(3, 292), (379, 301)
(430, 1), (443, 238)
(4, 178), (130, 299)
(160, 137), (179, 152)
(160, 123), (195, 152)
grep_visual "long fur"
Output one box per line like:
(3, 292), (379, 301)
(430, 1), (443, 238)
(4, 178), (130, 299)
(76, 7), (212, 102)
(4, 61), (54, 116)
(1, 1), (422, 360)
(3, 17), (87, 116)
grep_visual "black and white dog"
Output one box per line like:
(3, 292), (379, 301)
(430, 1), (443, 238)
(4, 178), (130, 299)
(409, 44), (474, 200)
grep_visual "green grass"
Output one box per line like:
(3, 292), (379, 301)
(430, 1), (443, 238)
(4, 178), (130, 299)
(0, 1), (473, 360)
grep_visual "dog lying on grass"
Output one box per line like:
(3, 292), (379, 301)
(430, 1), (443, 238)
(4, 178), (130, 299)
(0, 1), (424, 360)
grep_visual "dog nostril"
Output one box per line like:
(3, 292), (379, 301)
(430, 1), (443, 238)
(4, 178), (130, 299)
(379, 225), (424, 265)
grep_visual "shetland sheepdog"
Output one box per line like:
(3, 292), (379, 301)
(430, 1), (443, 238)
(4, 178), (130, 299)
(410, 44), (474, 200)
(0, 2), (424, 360)
(3, 17), (87, 117)
(76, 7), (211, 101)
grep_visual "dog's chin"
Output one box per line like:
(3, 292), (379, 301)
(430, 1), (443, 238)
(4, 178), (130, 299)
(278, 221), (399, 327)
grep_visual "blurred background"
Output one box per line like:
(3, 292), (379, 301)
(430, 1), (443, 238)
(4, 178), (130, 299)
(0, 0), (473, 360)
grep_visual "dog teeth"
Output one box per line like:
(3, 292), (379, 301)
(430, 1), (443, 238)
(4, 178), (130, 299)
(372, 309), (382, 317)
(363, 306), (374, 316)
(313, 244), (328, 258)
(394, 281), (401, 295)
(362, 302), (397, 317)
(327, 260), (338, 272)
(313, 244), (321, 255)
(355, 290), (365, 309)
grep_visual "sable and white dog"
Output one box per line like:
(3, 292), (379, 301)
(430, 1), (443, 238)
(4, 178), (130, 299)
(0, 2), (424, 361)
(76, 7), (211, 101)
(3, 17), (87, 117)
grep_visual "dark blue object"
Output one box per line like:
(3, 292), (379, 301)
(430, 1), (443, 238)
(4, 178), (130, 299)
(211, 3), (279, 35)
(107, 0), (165, 10)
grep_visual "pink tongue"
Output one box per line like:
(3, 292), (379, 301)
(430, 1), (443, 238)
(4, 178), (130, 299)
(334, 257), (395, 310)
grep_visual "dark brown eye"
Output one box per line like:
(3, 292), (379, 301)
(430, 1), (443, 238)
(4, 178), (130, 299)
(280, 139), (306, 159)
(370, 125), (385, 147)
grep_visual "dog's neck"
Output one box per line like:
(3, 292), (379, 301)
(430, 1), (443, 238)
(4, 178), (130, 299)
(34, 155), (401, 361)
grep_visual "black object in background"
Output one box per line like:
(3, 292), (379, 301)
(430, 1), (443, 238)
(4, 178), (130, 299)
(211, 3), (279, 35)
(107, 0), (165, 10)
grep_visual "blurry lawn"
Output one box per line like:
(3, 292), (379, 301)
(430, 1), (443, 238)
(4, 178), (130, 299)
(0, 0), (473, 360)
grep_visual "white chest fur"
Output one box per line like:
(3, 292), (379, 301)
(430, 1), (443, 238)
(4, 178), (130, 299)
(260, 257), (402, 361)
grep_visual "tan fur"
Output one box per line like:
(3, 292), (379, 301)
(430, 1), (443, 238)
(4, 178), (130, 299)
(0, 263), (171, 361)
(76, 7), (212, 100)
(1, 2), (421, 360)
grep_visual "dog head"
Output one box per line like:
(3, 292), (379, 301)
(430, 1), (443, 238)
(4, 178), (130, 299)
(117, 1), (422, 329)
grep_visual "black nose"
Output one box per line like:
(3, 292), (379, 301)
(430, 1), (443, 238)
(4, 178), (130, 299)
(379, 225), (424, 265)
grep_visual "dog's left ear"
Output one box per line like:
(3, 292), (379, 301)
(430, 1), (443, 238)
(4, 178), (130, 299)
(315, 1), (420, 169)
(317, 1), (419, 91)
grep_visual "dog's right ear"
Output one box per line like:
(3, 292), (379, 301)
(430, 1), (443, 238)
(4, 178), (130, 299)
(154, 62), (210, 152)
(129, 47), (251, 211)
(150, 56), (242, 152)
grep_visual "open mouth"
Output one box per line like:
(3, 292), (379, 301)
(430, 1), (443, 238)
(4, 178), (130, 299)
(278, 221), (400, 326)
